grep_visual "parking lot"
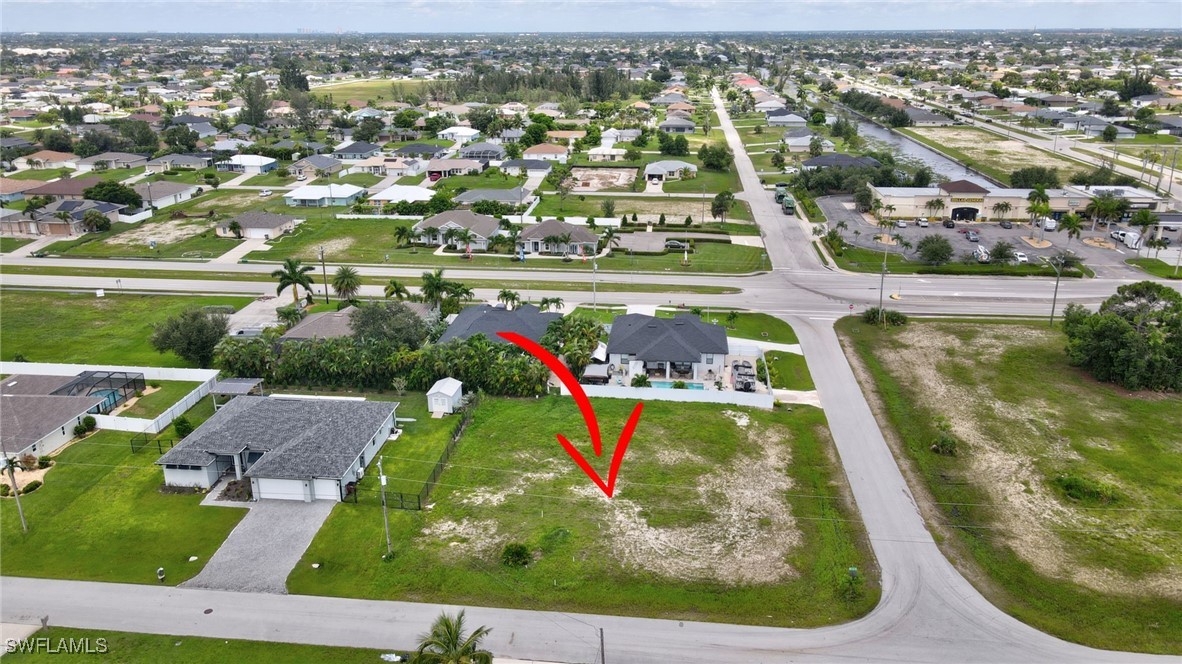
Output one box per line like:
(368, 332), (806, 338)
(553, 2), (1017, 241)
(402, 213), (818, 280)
(616, 231), (731, 252)
(815, 195), (1175, 278)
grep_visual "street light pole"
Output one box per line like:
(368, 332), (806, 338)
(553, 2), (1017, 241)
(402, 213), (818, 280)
(4, 457), (28, 533)
(318, 245), (329, 305)
(592, 258), (597, 311)
(377, 458), (392, 556)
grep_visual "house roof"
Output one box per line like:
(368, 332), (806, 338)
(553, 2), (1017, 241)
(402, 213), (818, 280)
(222, 211), (296, 229)
(438, 303), (560, 345)
(293, 154), (342, 170)
(518, 218), (597, 243)
(35, 199), (124, 222)
(501, 159), (552, 171)
(226, 154), (275, 166)
(280, 305), (358, 341)
(369, 184), (435, 203)
(157, 396), (397, 481)
(284, 183), (365, 201)
(133, 181), (196, 200)
(414, 209), (500, 238)
(658, 117), (696, 128)
(644, 160), (698, 176)
(334, 141), (382, 154)
(22, 149), (79, 162)
(546, 130), (586, 140)
(523, 143), (567, 155)
(606, 314), (728, 363)
(0, 374), (103, 454)
(939, 179), (991, 194)
(453, 187), (528, 204)
(394, 143), (447, 156)
(0, 178), (43, 195)
(427, 158), (482, 171)
(427, 377), (463, 398)
(77, 151), (147, 165)
(458, 142), (506, 158)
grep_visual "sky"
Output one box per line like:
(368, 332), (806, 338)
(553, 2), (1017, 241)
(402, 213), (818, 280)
(1, 0), (1180, 33)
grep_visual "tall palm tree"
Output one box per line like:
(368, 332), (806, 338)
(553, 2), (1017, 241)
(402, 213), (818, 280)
(22, 195), (47, 220)
(451, 228), (476, 255)
(1057, 212), (1083, 245)
(600, 227), (621, 254)
(538, 296), (564, 312)
(384, 278), (411, 300)
(991, 201), (1012, 221)
(419, 268), (453, 310)
(882, 204), (896, 220)
(392, 225), (415, 248)
(497, 289), (520, 310)
(54, 210), (73, 230)
(1128, 209), (1159, 256)
(1028, 201), (1053, 242)
(924, 198), (944, 219)
(414, 611), (492, 664)
(331, 265), (362, 302)
(271, 258), (315, 306)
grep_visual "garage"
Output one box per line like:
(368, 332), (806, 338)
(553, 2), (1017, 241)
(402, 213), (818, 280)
(256, 478), (310, 501)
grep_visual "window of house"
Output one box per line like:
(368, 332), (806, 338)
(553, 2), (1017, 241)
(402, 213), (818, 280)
(705, 354), (714, 364)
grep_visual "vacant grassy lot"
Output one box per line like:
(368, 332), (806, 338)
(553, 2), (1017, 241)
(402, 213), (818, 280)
(0, 399), (246, 585)
(90, 166), (146, 182)
(1127, 257), (1182, 279)
(311, 172), (382, 188)
(0, 291), (254, 366)
(662, 167), (740, 194)
(0, 237), (34, 253)
(117, 380), (202, 419)
(838, 319), (1182, 653)
(312, 78), (428, 103)
(243, 169), (298, 187)
(532, 194), (753, 222)
(436, 172), (527, 192)
(766, 351), (815, 391)
(148, 168), (238, 186)
(247, 216), (413, 263)
(289, 398), (877, 626)
(2, 628), (397, 663)
(901, 127), (1090, 185)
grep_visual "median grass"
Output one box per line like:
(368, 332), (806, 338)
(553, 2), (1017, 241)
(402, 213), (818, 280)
(831, 245), (1085, 277)
(0, 291), (254, 366)
(4, 169), (73, 181)
(288, 398), (878, 627)
(0, 399), (246, 586)
(837, 318), (1182, 654)
(1127, 257), (1182, 279)
(2, 628), (397, 663)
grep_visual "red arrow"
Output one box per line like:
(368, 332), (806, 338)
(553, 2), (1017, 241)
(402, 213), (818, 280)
(498, 331), (643, 498)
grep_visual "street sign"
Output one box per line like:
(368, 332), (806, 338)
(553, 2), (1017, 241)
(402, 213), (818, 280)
(380, 475), (387, 486)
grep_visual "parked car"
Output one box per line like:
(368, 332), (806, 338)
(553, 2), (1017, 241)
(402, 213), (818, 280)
(895, 220), (908, 228)
(764, 148), (778, 153)
(782, 167), (799, 175)
(1110, 229), (1128, 242)
(967, 230), (980, 242)
(258, 189), (272, 197)
(917, 219), (929, 228)
(650, 178), (661, 185)
(296, 174), (307, 181)
(1015, 252), (1028, 264)
(1036, 218), (1058, 232)
(999, 220), (1013, 229)
(664, 240), (688, 250)
(943, 219), (955, 229)
(428, 173), (442, 182)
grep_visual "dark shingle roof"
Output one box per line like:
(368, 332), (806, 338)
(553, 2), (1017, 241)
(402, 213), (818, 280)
(157, 396), (396, 480)
(606, 314), (728, 363)
(438, 303), (559, 345)
(224, 211), (296, 229)
(333, 141), (382, 155)
(393, 143), (447, 157)
(802, 154), (881, 169)
(453, 187), (528, 204)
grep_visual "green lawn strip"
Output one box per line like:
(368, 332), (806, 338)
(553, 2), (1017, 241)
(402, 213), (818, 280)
(1126, 257), (1182, 279)
(0, 264), (738, 295)
(662, 168), (740, 194)
(396, 174), (427, 185)
(288, 397), (878, 626)
(117, 381), (203, 419)
(766, 351), (814, 391)
(1, 628), (398, 663)
(89, 166), (146, 182)
(836, 318), (1182, 653)
(312, 78), (428, 101)
(655, 310), (799, 344)
(0, 403), (246, 586)
(569, 305), (626, 324)
(243, 168), (298, 187)
(0, 291), (254, 366)
(147, 169), (237, 186)
(436, 173), (528, 191)
(374, 393), (455, 495)
(0, 237), (35, 253)
(4, 169), (73, 181)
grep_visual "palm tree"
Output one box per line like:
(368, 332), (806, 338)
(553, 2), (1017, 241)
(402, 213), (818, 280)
(419, 268), (455, 310)
(54, 210), (73, 230)
(392, 225), (415, 248)
(538, 296), (564, 312)
(1129, 209), (1159, 256)
(414, 610), (492, 664)
(542, 234), (563, 255)
(835, 220), (848, 241)
(1083, 191), (1126, 233)
(271, 258), (315, 306)
(599, 227), (621, 254)
(22, 195), (47, 220)
(557, 231), (573, 256)
(991, 201), (1012, 221)
(497, 289), (520, 310)
(384, 279), (411, 300)
(331, 265), (362, 302)
(924, 198), (945, 219)
(1028, 202), (1053, 242)
(451, 228), (476, 255)
(1058, 212), (1083, 245)
(882, 204), (896, 220)
(227, 219), (243, 239)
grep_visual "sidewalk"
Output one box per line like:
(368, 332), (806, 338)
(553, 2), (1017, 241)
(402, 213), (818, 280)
(3, 236), (57, 258)
(210, 238), (268, 264)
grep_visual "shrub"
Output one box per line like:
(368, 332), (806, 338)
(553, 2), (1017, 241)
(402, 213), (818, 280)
(149, 381), (161, 389)
(501, 542), (531, 567)
(73, 424), (88, 437)
(931, 431), (959, 456)
(684, 215), (693, 226)
(37, 456), (51, 469)
(21, 480), (42, 495)
(1052, 474), (1119, 504)
(658, 213), (666, 225)
(630, 374), (652, 387)
(173, 416), (194, 439)
(275, 168), (290, 178)
(82, 415), (96, 431)
(671, 380), (688, 389)
(861, 307), (908, 326)
(0, 483), (9, 497)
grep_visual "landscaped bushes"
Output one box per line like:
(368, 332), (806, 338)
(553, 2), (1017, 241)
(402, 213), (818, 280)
(214, 336), (550, 396)
(861, 307), (908, 326)
(21, 480), (42, 495)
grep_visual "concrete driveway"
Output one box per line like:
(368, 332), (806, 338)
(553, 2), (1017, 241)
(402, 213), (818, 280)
(183, 499), (335, 594)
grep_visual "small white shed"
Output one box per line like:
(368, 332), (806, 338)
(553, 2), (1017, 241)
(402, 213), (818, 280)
(427, 377), (463, 415)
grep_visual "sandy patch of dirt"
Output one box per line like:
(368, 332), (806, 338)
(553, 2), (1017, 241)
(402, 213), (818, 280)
(3, 463), (53, 491)
(191, 192), (259, 211)
(460, 469), (558, 507)
(1019, 236), (1052, 249)
(421, 518), (501, 556)
(294, 237), (353, 259)
(570, 168), (636, 192)
(593, 198), (718, 224)
(909, 127), (1086, 175)
(1083, 237), (1115, 250)
(875, 323), (1181, 599)
(107, 219), (213, 246)
(575, 423), (801, 584)
(721, 410), (750, 427)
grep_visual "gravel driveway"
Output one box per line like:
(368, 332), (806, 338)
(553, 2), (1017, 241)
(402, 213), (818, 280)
(182, 499), (335, 594)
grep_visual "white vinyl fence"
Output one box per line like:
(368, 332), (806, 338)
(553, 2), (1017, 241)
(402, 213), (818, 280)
(560, 383), (775, 409)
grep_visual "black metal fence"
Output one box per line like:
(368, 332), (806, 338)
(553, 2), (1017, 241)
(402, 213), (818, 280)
(130, 432), (174, 454)
(387, 393), (481, 511)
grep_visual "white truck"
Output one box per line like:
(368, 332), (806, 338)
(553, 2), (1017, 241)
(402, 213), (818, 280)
(1124, 231), (1142, 250)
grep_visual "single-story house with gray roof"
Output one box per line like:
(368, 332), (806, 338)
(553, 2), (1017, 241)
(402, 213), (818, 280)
(438, 303), (560, 345)
(216, 211), (298, 239)
(1, 374), (106, 458)
(605, 313), (728, 381)
(413, 209), (501, 250)
(517, 218), (597, 256)
(453, 186), (529, 206)
(157, 395), (397, 502)
(644, 160), (698, 181)
(290, 154), (343, 179)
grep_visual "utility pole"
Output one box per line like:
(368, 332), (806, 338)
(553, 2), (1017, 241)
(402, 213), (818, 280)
(1048, 255), (1072, 327)
(318, 245), (330, 305)
(377, 458), (392, 556)
(4, 457), (28, 533)
(599, 627), (606, 664)
(878, 261), (887, 327)
(591, 259), (598, 311)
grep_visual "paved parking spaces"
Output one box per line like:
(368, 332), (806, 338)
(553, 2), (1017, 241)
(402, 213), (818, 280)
(616, 231), (734, 252)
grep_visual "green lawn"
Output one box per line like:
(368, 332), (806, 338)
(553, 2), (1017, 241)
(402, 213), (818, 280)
(0, 291), (254, 366)
(4, 168), (73, 181)
(0, 401), (246, 586)
(247, 216), (415, 263)
(570, 305), (626, 325)
(838, 319), (1182, 653)
(312, 172), (382, 188)
(1085, 133), (1179, 146)
(662, 168), (740, 194)
(2, 628), (399, 663)
(396, 173), (427, 185)
(288, 397), (878, 627)
(355, 393), (454, 495)
(117, 381), (202, 419)
(831, 244), (1086, 277)
(1126, 257), (1182, 279)
(766, 351), (814, 391)
(312, 78), (428, 102)
(0, 237), (34, 253)
(435, 172), (527, 191)
(243, 169), (298, 187)
(89, 166), (146, 182)
(148, 168), (237, 186)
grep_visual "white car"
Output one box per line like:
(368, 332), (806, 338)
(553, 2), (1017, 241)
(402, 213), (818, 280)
(296, 174), (307, 181)
(917, 219), (930, 228)
(1015, 252), (1028, 264)
(782, 167), (799, 175)
(259, 189), (273, 197)
(895, 220), (908, 228)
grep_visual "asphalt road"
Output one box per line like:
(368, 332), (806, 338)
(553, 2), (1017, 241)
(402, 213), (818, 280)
(1, 89), (1179, 662)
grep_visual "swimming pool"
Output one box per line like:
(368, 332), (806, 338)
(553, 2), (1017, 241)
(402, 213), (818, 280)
(649, 380), (705, 390)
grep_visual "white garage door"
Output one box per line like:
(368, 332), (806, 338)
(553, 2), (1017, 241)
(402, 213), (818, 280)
(256, 478), (307, 501)
(313, 478), (341, 501)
